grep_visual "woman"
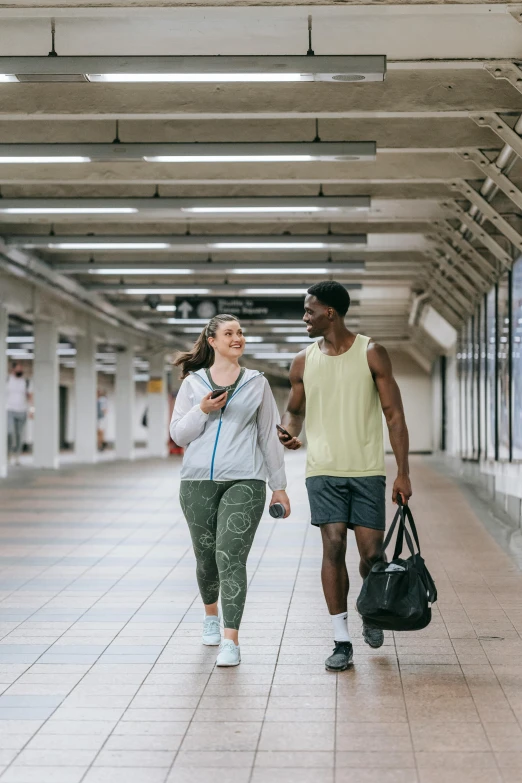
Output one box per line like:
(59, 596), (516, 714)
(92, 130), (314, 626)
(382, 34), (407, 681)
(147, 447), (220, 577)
(170, 314), (290, 667)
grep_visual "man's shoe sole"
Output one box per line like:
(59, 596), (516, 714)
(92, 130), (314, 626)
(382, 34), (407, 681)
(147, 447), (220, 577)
(325, 656), (353, 672)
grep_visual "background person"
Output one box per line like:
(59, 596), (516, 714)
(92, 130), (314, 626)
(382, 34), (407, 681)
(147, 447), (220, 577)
(279, 281), (411, 672)
(97, 389), (107, 451)
(6, 362), (31, 466)
(170, 314), (290, 667)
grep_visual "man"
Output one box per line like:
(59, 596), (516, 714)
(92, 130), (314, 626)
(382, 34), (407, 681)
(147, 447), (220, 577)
(6, 362), (31, 466)
(279, 281), (411, 671)
(97, 389), (108, 451)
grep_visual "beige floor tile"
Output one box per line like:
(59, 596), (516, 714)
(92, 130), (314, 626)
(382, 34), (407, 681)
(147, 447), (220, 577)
(180, 721), (262, 752)
(252, 769), (334, 783)
(410, 722), (490, 752)
(336, 752), (416, 768)
(254, 751), (334, 768)
(335, 771), (419, 783)
(258, 721), (334, 752)
(167, 771), (250, 783)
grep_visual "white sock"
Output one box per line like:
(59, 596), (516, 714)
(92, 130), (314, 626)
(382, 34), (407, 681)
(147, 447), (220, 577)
(331, 611), (351, 643)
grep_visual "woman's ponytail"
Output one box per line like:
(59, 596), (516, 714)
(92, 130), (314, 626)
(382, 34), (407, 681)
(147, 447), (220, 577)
(173, 313), (238, 379)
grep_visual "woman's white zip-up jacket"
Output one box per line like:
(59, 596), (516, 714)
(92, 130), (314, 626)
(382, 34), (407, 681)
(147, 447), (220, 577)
(170, 368), (287, 491)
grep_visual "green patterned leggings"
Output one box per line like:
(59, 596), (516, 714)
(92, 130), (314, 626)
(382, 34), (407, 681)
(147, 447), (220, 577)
(179, 479), (266, 630)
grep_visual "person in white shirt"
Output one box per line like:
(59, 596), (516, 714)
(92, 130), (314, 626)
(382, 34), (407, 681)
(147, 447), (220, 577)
(6, 363), (30, 465)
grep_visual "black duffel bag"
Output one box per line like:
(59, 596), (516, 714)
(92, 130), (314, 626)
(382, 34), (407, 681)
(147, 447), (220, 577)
(356, 498), (437, 632)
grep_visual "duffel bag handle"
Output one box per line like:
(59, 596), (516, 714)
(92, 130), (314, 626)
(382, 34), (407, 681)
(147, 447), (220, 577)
(381, 504), (415, 561)
(396, 496), (422, 555)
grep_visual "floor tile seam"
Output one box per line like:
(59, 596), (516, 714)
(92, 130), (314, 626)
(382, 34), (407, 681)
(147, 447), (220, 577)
(434, 567), (518, 761)
(442, 579), (521, 723)
(248, 518), (311, 782)
(165, 505), (284, 779)
(0, 502), (160, 651)
(76, 546), (199, 783)
(393, 629), (420, 782)
(0, 525), (192, 778)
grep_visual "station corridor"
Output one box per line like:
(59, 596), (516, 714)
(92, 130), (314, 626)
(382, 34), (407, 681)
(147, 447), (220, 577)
(0, 452), (519, 783)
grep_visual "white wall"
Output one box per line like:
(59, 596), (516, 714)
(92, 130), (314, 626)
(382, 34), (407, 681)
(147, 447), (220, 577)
(384, 350), (434, 453)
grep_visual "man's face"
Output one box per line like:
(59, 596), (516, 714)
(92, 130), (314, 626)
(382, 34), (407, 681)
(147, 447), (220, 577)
(12, 363), (23, 376)
(302, 295), (333, 338)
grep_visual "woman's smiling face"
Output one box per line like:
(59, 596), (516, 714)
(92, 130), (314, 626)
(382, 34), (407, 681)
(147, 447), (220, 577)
(208, 319), (245, 359)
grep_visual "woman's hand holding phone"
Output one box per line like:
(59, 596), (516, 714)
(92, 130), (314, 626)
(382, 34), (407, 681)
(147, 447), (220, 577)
(200, 390), (228, 414)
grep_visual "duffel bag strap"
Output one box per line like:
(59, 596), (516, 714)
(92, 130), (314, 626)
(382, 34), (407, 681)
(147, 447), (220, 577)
(392, 503), (416, 561)
(382, 507), (402, 557)
(396, 496), (422, 555)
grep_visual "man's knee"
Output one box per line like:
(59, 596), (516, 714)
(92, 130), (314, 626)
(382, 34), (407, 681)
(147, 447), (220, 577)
(359, 548), (382, 571)
(321, 525), (347, 564)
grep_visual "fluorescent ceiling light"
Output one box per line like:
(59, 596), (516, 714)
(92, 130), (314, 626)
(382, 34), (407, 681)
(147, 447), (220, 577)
(48, 243), (170, 250)
(184, 206), (325, 214)
(0, 142), (375, 163)
(1, 207), (137, 215)
(88, 268), (192, 275)
(156, 305), (177, 311)
(6, 349), (33, 358)
(231, 268), (329, 275)
(0, 56), (386, 84)
(124, 288), (210, 294)
(252, 353), (298, 360)
(90, 73), (304, 83)
(240, 288), (308, 295)
(214, 242), (331, 250)
(56, 261), (365, 275)
(144, 155), (314, 163)
(285, 336), (318, 342)
(0, 156), (90, 164)
(11, 234), (367, 252)
(244, 336), (264, 343)
(6, 335), (34, 342)
(0, 197), (370, 215)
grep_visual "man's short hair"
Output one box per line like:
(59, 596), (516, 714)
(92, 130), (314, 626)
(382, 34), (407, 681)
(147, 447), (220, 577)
(307, 281), (351, 317)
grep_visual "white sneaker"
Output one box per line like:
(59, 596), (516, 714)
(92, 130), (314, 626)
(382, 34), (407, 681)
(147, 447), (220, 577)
(216, 639), (241, 667)
(202, 615), (221, 646)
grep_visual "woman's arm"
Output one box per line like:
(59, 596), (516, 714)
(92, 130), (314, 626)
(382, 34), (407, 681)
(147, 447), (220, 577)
(256, 379), (287, 492)
(169, 380), (209, 448)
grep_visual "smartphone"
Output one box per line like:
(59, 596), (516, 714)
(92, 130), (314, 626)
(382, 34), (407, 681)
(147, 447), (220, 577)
(210, 387), (228, 399)
(276, 424), (292, 440)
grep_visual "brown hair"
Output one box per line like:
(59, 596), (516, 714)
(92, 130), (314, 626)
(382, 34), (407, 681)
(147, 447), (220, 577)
(173, 314), (240, 379)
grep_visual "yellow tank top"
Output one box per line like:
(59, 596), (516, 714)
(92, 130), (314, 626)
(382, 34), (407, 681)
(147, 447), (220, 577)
(303, 334), (385, 479)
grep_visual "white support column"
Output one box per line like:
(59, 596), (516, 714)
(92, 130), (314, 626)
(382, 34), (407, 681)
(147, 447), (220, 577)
(0, 304), (8, 478)
(33, 320), (59, 469)
(147, 352), (168, 458)
(75, 330), (97, 463)
(115, 347), (135, 460)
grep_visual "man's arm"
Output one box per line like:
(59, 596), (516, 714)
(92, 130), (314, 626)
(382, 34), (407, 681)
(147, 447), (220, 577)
(279, 351), (307, 450)
(367, 341), (412, 503)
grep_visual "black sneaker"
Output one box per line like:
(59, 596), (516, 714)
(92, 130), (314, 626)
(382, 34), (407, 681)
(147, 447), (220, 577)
(325, 641), (353, 671)
(362, 622), (384, 649)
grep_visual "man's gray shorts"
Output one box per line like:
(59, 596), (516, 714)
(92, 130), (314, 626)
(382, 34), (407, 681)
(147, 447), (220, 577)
(306, 475), (386, 530)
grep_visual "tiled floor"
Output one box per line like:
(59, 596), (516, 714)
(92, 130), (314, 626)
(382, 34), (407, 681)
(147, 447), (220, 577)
(0, 452), (521, 783)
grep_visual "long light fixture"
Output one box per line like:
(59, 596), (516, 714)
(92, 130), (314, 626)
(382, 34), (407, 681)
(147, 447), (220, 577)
(0, 56), (386, 83)
(0, 143), (376, 164)
(10, 235), (367, 252)
(92, 283), (361, 295)
(0, 196), (371, 215)
(56, 262), (365, 275)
